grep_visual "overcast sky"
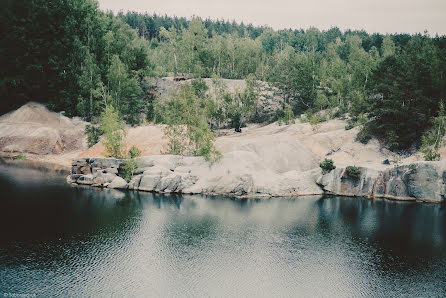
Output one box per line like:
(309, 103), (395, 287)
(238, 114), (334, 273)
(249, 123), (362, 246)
(97, 0), (446, 35)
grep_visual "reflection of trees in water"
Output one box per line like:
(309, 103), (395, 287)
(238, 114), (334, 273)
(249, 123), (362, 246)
(313, 196), (446, 272)
(0, 186), (144, 270)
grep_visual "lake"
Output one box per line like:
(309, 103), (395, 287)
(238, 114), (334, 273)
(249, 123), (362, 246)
(1, 164), (445, 297)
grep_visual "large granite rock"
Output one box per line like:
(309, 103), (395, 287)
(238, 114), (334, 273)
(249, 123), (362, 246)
(108, 176), (128, 189)
(128, 174), (142, 190)
(317, 161), (446, 202)
(139, 175), (162, 191)
(77, 174), (95, 185)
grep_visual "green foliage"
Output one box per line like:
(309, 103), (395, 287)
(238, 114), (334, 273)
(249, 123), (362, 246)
(420, 101), (445, 161)
(85, 124), (103, 148)
(120, 151), (141, 182)
(191, 78), (209, 98)
(128, 145), (141, 158)
(408, 164), (417, 173)
(356, 125), (372, 144)
(367, 35), (445, 150)
(320, 158), (336, 174)
(345, 166), (361, 180)
(162, 84), (221, 162)
(100, 105), (126, 158)
(281, 103), (295, 125)
(15, 154), (27, 160)
(2, 2), (446, 160)
(308, 112), (325, 125)
(0, 0), (152, 122)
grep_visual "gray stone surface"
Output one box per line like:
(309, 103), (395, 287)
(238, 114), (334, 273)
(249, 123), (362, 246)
(128, 175), (142, 190)
(139, 175), (162, 191)
(77, 174), (95, 185)
(143, 165), (170, 176)
(317, 161), (446, 202)
(108, 176), (128, 189)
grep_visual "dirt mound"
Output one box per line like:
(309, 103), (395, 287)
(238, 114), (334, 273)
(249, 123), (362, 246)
(0, 102), (87, 155)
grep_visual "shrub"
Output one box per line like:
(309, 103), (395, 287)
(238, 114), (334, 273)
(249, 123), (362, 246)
(345, 166), (361, 180)
(16, 153), (27, 160)
(356, 125), (372, 144)
(345, 120), (355, 130)
(121, 147), (142, 182)
(120, 158), (138, 182)
(85, 124), (103, 148)
(320, 158), (336, 174)
(128, 145), (141, 158)
(283, 103), (295, 125)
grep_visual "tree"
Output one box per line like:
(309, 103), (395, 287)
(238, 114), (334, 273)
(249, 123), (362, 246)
(381, 35), (396, 58)
(100, 105), (126, 158)
(269, 46), (316, 113)
(367, 36), (443, 149)
(107, 55), (143, 125)
(163, 83), (220, 161)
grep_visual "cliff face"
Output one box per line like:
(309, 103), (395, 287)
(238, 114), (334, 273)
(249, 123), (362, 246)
(317, 162), (446, 202)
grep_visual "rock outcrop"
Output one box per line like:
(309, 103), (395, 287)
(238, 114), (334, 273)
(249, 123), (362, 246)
(317, 161), (446, 202)
(67, 155), (323, 198)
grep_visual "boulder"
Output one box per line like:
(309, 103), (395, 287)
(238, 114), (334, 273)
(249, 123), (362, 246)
(128, 174), (142, 190)
(175, 174), (199, 192)
(79, 166), (91, 175)
(77, 174), (95, 185)
(104, 167), (118, 174)
(139, 175), (162, 191)
(108, 176), (128, 189)
(157, 174), (182, 192)
(89, 158), (122, 170)
(93, 172), (116, 185)
(143, 165), (170, 176)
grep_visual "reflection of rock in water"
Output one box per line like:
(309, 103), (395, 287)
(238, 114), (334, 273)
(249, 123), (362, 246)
(313, 196), (446, 271)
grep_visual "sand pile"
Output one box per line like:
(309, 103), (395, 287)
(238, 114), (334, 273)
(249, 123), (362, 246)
(0, 102), (87, 155)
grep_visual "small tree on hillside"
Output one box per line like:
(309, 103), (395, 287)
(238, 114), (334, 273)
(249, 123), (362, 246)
(100, 105), (126, 158)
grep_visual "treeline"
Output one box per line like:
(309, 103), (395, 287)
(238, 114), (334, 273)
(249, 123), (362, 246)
(120, 12), (446, 150)
(1, 1), (446, 152)
(1, 0), (152, 124)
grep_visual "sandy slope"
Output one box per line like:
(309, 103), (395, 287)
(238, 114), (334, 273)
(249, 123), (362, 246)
(0, 102), (87, 167)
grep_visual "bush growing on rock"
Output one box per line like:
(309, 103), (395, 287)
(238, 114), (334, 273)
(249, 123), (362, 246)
(320, 158), (336, 174)
(345, 166), (361, 180)
(121, 147), (141, 182)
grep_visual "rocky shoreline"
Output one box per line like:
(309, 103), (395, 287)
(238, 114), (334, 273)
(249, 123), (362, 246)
(67, 157), (446, 203)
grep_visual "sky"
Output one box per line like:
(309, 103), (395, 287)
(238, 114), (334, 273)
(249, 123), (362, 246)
(97, 0), (446, 35)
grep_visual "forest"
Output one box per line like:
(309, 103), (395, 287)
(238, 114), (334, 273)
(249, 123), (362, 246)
(1, 0), (446, 154)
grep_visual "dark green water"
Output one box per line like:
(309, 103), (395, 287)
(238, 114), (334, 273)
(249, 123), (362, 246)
(1, 164), (446, 297)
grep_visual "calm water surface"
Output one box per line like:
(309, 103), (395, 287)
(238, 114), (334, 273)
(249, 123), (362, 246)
(0, 164), (446, 297)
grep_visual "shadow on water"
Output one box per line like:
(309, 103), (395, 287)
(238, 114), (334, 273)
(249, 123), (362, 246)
(1, 163), (446, 296)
